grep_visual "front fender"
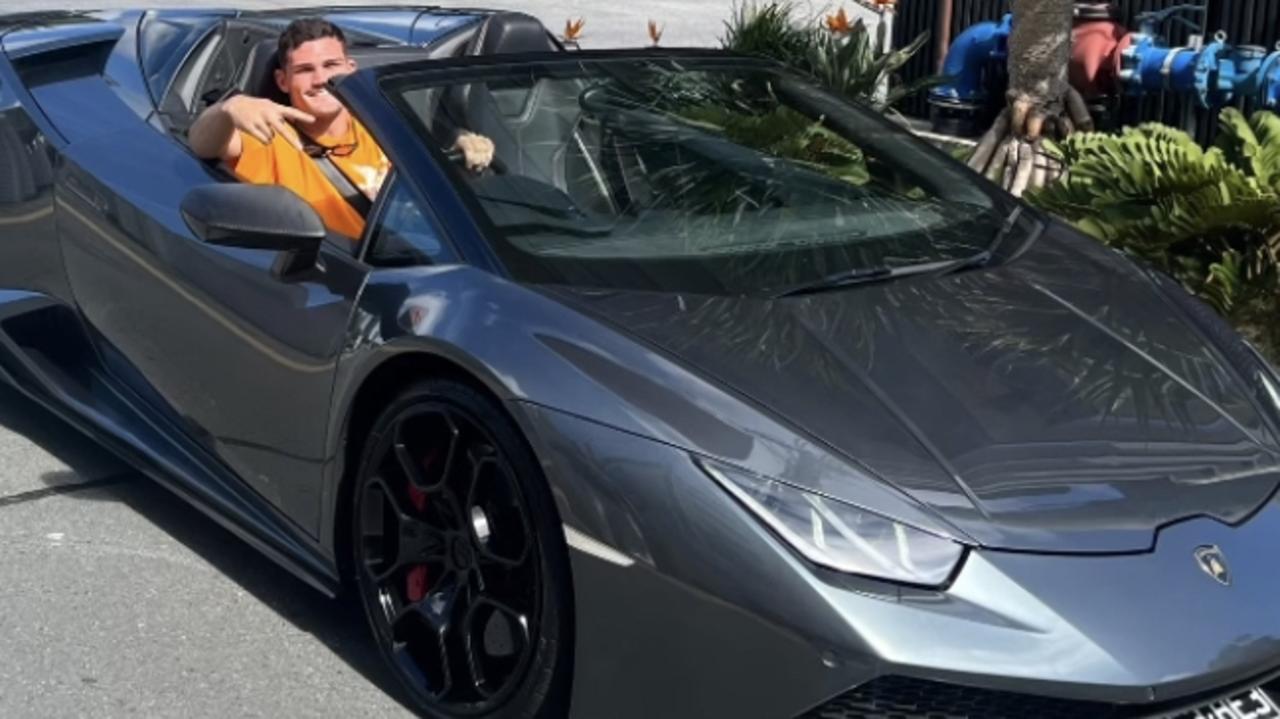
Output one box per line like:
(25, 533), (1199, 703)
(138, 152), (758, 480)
(318, 264), (966, 562)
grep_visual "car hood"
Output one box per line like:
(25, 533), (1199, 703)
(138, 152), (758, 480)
(541, 226), (1280, 553)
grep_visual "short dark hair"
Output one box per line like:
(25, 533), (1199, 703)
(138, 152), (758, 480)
(277, 18), (347, 69)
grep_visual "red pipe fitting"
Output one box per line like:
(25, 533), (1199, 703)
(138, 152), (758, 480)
(1070, 19), (1132, 99)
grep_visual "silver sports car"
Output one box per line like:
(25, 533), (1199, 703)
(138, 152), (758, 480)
(2, 6), (1279, 719)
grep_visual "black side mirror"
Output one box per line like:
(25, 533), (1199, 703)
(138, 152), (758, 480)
(180, 184), (327, 279)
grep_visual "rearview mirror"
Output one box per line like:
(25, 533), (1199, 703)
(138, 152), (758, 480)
(180, 184), (327, 278)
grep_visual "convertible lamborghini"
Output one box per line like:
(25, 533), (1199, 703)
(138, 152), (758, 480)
(5, 4), (1280, 718)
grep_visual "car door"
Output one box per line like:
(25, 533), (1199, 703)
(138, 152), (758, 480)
(55, 110), (368, 541)
(58, 129), (369, 538)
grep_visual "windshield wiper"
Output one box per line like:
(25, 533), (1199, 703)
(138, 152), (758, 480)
(774, 258), (961, 298)
(933, 205), (1026, 279)
(773, 206), (1030, 299)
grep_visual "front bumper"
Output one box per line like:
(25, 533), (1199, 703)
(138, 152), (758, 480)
(515, 403), (1280, 719)
(800, 672), (1280, 718)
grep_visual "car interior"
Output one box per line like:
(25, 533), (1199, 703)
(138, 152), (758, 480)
(158, 12), (500, 139)
(154, 10), (635, 258)
(151, 10), (936, 272)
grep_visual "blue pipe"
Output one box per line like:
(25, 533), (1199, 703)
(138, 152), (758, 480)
(1122, 34), (1280, 109)
(1122, 36), (1207, 97)
(931, 11), (1280, 116)
(928, 13), (1012, 106)
(1140, 47), (1197, 92)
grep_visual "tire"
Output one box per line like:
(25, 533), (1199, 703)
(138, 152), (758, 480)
(349, 379), (571, 718)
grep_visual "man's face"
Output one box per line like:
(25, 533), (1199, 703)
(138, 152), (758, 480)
(274, 37), (355, 120)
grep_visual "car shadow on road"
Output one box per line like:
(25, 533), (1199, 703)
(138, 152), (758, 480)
(0, 383), (417, 715)
(0, 382), (126, 484)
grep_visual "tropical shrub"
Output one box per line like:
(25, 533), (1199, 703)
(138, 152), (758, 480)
(1028, 108), (1280, 360)
(805, 17), (938, 115)
(720, 1), (819, 72)
(719, 1), (940, 114)
(702, 2), (941, 189)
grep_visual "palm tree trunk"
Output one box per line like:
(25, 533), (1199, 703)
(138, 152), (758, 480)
(967, 0), (1091, 196)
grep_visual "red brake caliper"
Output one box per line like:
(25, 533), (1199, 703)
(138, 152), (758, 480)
(406, 565), (430, 602)
(405, 448), (437, 602)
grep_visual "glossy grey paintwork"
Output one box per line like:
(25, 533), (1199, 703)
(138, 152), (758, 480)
(9, 14), (364, 539)
(102, 11), (165, 125)
(539, 221), (1280, 553)
(326, 264), (967, 544)
(2, 18), (122, 60)
(324, 259), (1280, 715)
(0, 57), (62, 301)
(5, 8), (1280, 717)
(515, 403), (877, 718)
(60, 137), (366, 541)
(510, 401), (1280, 717)
(0, 289), (338, 596)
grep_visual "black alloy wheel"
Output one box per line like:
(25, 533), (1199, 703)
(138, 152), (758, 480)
(351, 379), (571, 718)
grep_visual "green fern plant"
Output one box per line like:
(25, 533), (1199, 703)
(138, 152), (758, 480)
(1027, 108), (1280, 360)
(1214, 108), (1280, 192)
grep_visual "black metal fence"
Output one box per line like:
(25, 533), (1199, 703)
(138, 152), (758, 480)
(892, 0), (1280, 143)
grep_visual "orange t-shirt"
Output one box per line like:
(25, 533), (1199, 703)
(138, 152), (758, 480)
(229, 117), (390, 239)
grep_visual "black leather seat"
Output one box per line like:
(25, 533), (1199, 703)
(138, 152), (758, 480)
(239, 37), (290, 105)
(463, 11), (560, 56)
(439, 13), (583, 189)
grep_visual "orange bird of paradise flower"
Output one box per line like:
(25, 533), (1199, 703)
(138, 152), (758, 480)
(563, 17), (585, 43)
(825, 7), (852, 34)
(648, 19), (664, 46)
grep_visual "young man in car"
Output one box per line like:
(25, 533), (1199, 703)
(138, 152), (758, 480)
(188, 18), (494, 240)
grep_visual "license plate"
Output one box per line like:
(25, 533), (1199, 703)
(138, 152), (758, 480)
(1160, 686), (1280, 719)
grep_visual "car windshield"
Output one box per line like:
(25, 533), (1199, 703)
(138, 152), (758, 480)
(381, 55), (1021, 296)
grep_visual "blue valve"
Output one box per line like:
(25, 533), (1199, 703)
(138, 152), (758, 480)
(1193, 35), (1230, 107)
(1121, 21), (1280, 110)
(1120, 4), (1210, 102)
(1258, 44), (1280, 109)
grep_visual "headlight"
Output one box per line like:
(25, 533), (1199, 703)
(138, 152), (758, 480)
(699, 458), (964, 587)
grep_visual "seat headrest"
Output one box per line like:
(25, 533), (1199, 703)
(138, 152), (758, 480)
(465, 12), (559, 56)
(240, 37), (289, 104)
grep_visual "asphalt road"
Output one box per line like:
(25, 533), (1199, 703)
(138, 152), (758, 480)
(0, 1), (855, 715)
(0, 381), (417, 716)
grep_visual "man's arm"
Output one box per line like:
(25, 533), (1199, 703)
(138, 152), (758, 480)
(188, 95), (315, 162)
